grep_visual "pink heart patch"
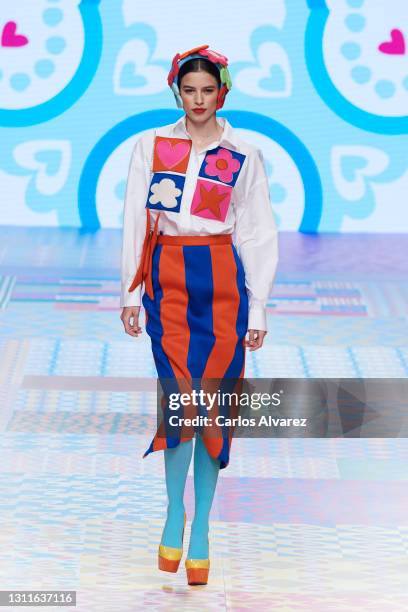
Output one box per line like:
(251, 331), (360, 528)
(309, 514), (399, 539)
(1, 21), (29, 47)
(156, 140), (191, 169)
(378, 28), (405, 55)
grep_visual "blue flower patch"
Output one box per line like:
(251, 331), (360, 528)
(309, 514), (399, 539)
(199, 147), (246, 186)
(146, 172), (185, 212)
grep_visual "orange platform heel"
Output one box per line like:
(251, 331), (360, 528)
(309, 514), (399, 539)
(158, 512), (187, 573)
(185, 558), (210, 585)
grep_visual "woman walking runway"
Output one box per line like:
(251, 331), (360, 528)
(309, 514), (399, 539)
(120, 44), (279, 585)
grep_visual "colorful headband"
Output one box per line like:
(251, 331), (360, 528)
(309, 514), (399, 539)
(167, 44), (232, 110)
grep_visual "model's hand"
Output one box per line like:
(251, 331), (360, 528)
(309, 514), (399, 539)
(121, 306), (142, 337)
(244, 329), (266, 351)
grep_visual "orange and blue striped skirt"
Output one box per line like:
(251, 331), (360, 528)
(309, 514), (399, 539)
(141, 233), (248, 469)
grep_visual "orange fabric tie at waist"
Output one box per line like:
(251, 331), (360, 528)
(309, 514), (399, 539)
(127, 209), (161, 300)
(127, 210), (233, 301)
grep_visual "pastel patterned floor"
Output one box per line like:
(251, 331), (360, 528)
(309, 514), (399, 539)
(0, 227), (407, 611)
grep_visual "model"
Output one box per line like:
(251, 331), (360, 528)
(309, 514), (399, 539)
(120, 44), (279, 586)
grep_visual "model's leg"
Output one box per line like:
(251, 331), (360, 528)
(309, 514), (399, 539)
(160, 440), (193, 548)
(187, 433), (220, 559)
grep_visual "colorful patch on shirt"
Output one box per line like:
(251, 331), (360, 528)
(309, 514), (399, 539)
(152, 136), (192, 174)
(146, 172), (185, 212)
(190, 178), (233, 222)
(198, 146), (246, 186)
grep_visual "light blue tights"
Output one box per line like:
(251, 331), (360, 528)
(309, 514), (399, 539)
(160, 433), (221, 559)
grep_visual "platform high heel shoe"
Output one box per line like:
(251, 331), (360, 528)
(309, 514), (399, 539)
(158, 512), (187, 572)
(185, 558), (210, 585)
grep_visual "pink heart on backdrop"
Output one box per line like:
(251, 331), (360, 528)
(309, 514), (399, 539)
(156, 140), (191, 169)
(1, 21), (29, 47)
(378, 28), (405, 55)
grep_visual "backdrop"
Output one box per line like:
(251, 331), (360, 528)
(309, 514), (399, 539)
(0, 0), (407, 232)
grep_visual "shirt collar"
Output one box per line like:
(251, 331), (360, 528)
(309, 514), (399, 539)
(171, 114), (238, 150)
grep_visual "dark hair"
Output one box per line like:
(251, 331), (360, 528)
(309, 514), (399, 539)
(177, 58), (221, 89)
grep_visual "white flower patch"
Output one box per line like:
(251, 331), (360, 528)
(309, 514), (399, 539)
(149, 177), (181, 209)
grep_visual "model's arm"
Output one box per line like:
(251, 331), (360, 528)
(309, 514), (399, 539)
(120, 135), (151, 309)
(234, 147), (279, 333)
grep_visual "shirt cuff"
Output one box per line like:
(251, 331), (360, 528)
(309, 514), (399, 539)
(120, 281), (142, 308)
(248, 305), (267, 333)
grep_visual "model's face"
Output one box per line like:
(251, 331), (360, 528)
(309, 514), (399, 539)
(179, 71), (219, 121)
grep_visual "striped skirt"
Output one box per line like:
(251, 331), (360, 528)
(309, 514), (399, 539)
(141, 233), (248, 469)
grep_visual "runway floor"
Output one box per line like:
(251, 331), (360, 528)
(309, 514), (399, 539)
(0, 227), (407, 611)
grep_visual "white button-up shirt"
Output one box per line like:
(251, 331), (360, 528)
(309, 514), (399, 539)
(120, 114), (279, 332)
